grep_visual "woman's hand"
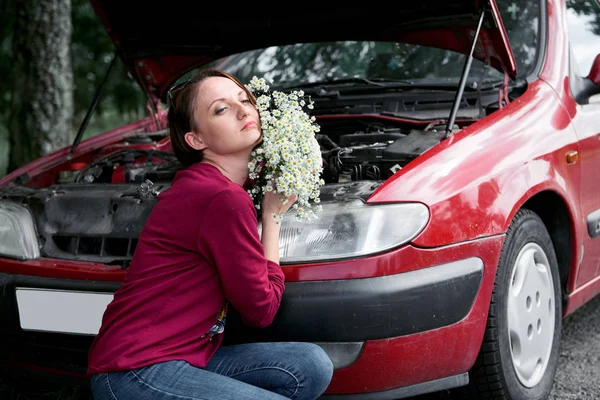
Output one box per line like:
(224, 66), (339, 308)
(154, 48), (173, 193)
(261, 190), (297, 264)
(261, 190), (297, 218)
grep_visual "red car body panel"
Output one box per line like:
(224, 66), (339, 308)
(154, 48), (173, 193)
(0, 117), (163, 188)
(369, 80), (580, 246)
(0, 256), (126, 282)
(325, 235), (504, 393)
(2, 0), (600, 397)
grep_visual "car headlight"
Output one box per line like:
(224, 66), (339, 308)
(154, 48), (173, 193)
(261, 199), (429, 263)
(0, 201), (40, 260)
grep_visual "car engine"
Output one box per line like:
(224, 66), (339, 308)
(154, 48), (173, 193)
(69, 120), (445, 187)
(318, 125), (445, 183)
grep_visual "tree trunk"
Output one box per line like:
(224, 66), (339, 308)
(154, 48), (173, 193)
(9, 0), (73, 173)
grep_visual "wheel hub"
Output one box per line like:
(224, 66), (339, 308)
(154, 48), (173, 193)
(507, 242), (555, 388)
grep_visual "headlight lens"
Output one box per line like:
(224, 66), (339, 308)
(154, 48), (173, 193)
(263, 200), (429, 263)
(0, 201), (40, 260)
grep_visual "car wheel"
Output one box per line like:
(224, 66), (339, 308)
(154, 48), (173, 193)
(468, 209), (562, 400)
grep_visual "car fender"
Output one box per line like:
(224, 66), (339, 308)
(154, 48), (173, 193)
(368, 80), (581, 249)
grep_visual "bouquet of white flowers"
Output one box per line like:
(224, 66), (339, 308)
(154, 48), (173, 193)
(245, 76), (324, 223)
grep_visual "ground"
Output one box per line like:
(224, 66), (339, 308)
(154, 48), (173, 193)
(408, 294), (600, 400)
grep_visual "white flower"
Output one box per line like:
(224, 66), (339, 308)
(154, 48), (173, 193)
(245, 76), (324, 223)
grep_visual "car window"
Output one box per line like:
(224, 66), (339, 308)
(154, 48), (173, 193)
(566, 0), (600, 76)
(496, 0), (542, 79)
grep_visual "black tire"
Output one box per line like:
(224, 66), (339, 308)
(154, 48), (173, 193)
(467, 209), (563, 399)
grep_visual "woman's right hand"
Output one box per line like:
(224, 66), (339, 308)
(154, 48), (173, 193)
(261, 190), (297, 219)
(260, 190), (297, 264)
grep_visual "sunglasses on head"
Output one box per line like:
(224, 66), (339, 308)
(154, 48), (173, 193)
(166, 79), (194, 107)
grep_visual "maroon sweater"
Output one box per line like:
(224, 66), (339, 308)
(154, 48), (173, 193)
(87, 163), (285, 374)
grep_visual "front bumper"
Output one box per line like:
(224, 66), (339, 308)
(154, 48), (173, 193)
(0, 234), (504, 397)
(224, 256), (484, 342)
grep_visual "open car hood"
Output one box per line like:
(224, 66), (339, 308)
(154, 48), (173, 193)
(91, 0), (516, 101)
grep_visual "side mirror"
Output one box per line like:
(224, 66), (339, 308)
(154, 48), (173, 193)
(574, 53), (600, 104)
(586, 54), (600, 85)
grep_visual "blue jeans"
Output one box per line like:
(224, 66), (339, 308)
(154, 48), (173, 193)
(90, 342), (333, 400)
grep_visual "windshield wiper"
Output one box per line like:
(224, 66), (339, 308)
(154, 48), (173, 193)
(282, 77), (383, 90)
(280, 78), (497, 97)
(282, 78), (457, 99)
(280, 74), (525, 100)
(280, 77), (419, 91)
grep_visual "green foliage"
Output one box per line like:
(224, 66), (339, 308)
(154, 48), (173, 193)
(71, 0), (145, 120)
(567, 0), (600, 35)
(71, 0), (146, 137)
(0, 0), (147, 177)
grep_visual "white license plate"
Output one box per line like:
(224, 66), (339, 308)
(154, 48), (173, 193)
(15, 288), (113, 335)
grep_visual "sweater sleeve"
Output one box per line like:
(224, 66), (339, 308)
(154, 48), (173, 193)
(197, 188), (285, 328)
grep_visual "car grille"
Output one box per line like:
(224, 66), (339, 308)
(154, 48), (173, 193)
(50, 235), (137, 261)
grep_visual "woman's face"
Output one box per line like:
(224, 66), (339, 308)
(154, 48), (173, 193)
(186, 76), (261, 157)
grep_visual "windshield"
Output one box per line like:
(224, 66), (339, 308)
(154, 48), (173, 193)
(187, 0), (540, 90)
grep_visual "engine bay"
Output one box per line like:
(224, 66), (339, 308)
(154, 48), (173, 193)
(66, 119), (450, 186)
(318, 120), (448, 182)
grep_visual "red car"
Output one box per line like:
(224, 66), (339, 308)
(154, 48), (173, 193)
(1, 0), (600, 398)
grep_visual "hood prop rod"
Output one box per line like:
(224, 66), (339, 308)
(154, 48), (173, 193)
(443, 9), (486, 140)
(69, 52), (118, 156)
(133, 63), (160, 132)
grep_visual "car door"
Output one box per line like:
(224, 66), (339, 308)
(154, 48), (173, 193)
(566, 0), (600, 286)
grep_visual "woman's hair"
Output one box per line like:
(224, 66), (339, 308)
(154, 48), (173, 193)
(167, 69), (259, 167)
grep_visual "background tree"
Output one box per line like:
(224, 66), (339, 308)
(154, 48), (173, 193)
(8, 0), (73, 173)
(0, 0), (145, 178)
(0, 0), (17, 176)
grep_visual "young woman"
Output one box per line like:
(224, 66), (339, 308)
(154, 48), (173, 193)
(87, 69), (333, 400)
